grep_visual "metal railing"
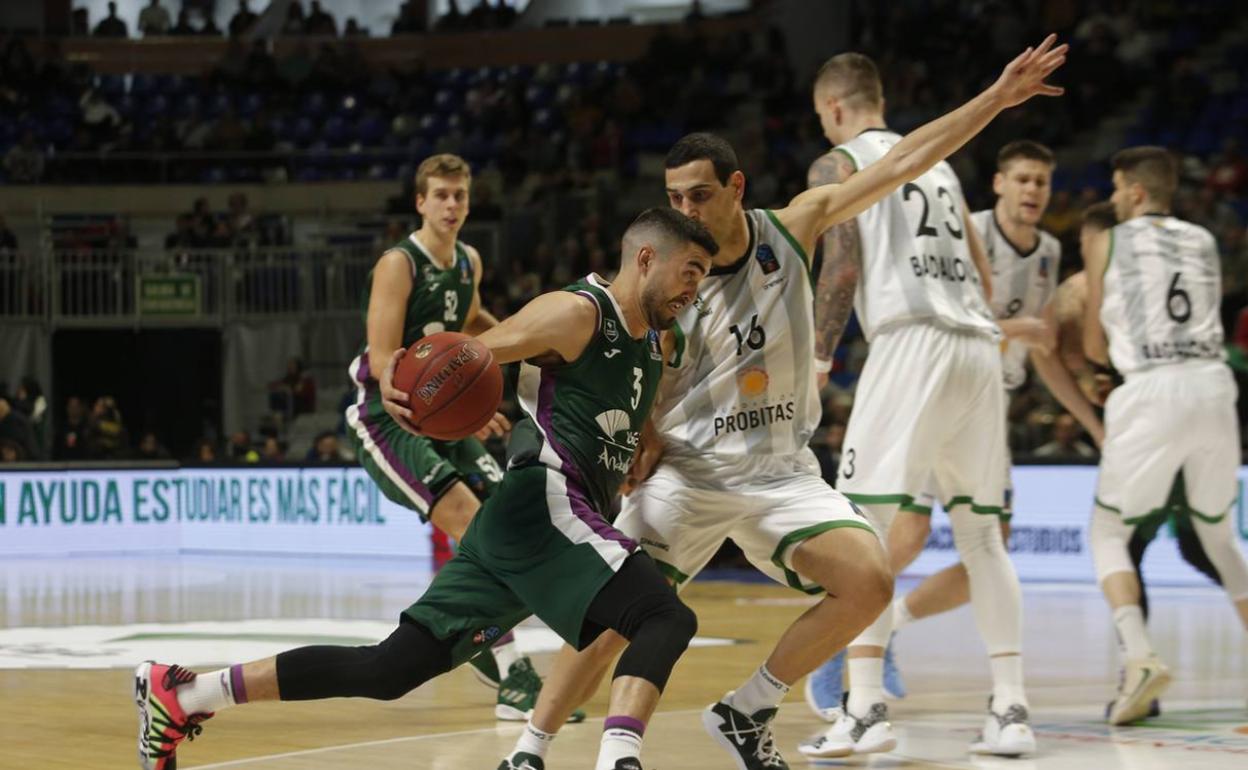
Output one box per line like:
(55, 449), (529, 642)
(1, 225), (500, 326)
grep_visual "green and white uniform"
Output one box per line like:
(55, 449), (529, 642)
(615, 210), (875, 595)
(834, 131), (1008, 514)
(405, 274), (664, 665)
(344, 232), (502, 521)
(1095, 214), (1239, 523)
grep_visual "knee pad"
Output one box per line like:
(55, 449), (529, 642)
(277, 620), (451, 702)
(1090, 507), (1136, 584)
(612, 592), (697, 692)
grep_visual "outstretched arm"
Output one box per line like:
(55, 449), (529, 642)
(776, 35), (1068, 252)
(807, 150), (863, 386)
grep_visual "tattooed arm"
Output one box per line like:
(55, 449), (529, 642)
(808, 150), (863, 389)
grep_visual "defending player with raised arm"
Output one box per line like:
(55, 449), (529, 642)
(1083, 147), (1248, 726)
(879, 142), (1110, 672)
(499, 35), (1067, 770)
(798, 47), (1071, 759)
(134, 208), (719, 770)
(344, 153), (548, 720)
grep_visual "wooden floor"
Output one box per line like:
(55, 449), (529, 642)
(2, 555), (1246, 769)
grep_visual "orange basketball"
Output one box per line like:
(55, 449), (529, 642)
(392, 332), (503, 441)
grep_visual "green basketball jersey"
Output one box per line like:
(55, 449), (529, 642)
(510, 274), (664, 515)
(360, 232), (477, 348)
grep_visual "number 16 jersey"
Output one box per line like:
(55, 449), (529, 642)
(655, 209), (821, 460)
(835, 129), (998, 341)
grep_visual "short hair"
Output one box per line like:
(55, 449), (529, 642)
(665, 133), (739, 186)
(1111, 146), (1178, 205)
(1081, 201), (1117, 231)
(997, 140), (1055, 171)
(625, 207), (719, 258)
(813, 52), (883, 110)
(415, 153), (471, 196)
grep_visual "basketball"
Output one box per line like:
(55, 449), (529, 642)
(392, 332), (503, 440)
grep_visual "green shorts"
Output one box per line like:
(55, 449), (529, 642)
(403, 463), (640, 668)
(344, 378), (503, 521)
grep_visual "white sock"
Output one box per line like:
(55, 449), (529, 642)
(727, 664), (790, 715)
(596, 723), (643, 770)
(510, 720), (556, 761)
(892, 596), (915, 631)
(492, 638), (523, 675)
(989, 654), (1028, 709)
(846, 657), (884, 716)
(176, 666), (240, 715)
(1112, 605), (1154, 660)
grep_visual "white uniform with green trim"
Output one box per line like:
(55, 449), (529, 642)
(1095, 214), (1239, 524)
(834, 131), (1008, 513)
(614, 209), (876, 593)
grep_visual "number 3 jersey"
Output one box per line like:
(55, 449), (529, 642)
(1101, 214), (1225, 376)
(835, 129), (998, 341)
(655, 209), (822, 460)
(971, 209), (1062, 390)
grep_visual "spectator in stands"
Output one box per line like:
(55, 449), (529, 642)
(11, 377), (47, 454)
(94, 2), (129, 38)
(54, 396), (88, 460)
(200, 13), (223, 37)
(1207, 138), (1247, 196)
(282, 1), (306, 35)
(170, 9), (197, 36)
(392, 0), (427, 35)
(0, 214), (17, 251)
(1034, 413), (1097, 459)
(307, 431), (342, 462)
(138, 0), (172, 36)
(4, 130), (45, 184)
(0, 395), (38, 461)
(79, 87), (122, 147)
(191, 438), (218, 463)
(206, 108), (248, 151)
(135, 431), (171, 460)
(268, 357), (316, 419)
(436, 0), (464, 31)
(306, 1), (338, 36)
(71, 7), (89, 36)
(260, 436), (286, 462)
(228, 430), (259, 461)
(343, 18), (368, 37)
(229, 0), (259, 38)
(225, 192), (257, 245)
(85, 395), (128, 459)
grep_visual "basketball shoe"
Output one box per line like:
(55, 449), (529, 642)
(969, 697), (1036, 756)
(798, 699), (895, 758)
(134, 661), (213, 770)
(1107, 656), (1171, 725)
(495, 658), (586, 723)
(497, 752), (545, 770)
(701, 693), (788, 769)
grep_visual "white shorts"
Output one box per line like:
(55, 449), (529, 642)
(839, 323), (1009, 515)
(912, 434), (1014, 519)
(615, 449), (877, 593)
(1096, 362), (1240, 525)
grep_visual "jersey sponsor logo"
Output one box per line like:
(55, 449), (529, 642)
(604, 318), (619, 342)
(472, 625), (503, 645)
(1140, 338), (1222, 362)
(909, 253), (975, 284)
(1039, 256), (1051, 278)
(421, 461), (447, 485)
(762, 276), (786, 291)
(422, 264), (436, 282)
(738, 367), (769, 398)
(693, 296), (712, 319)
(459, 257), (472, 284)
(755, 243), (780, 274)
(413, 343), (482, 405)
(639, 536), (669, 552)
(713, 401), (796, 437)
(603, 348), (621, 359)
(647, 331), (662, 361)
(594, 410), (640, 473)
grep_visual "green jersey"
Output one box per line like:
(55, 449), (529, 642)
(359, 232), (477, 350)
(510, 274), (664, 515)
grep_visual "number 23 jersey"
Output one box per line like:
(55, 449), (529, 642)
(835, 129), (998, 341)
(655, 209), (821, 460)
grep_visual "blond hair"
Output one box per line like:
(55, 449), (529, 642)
(415, 153), (471, 196)
(813, 52), (883, 110)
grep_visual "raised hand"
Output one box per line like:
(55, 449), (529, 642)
(991, 34), (1069, 109)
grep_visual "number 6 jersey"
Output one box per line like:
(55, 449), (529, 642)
(835, 129), (998, 341)
(1101, 214), (1225, 375)
(655, 209), (822, 460)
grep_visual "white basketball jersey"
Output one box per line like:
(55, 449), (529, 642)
(835, 130), (998, 341)
(971, 209), (1062, 389)
(656, 209), (821, 459)
(1101, 214), (1225, 375)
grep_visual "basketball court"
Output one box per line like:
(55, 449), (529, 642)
(4, 554), (1245, 769)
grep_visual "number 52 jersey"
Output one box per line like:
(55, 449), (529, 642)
(655, 209), (822, 460)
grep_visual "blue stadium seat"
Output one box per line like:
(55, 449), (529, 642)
(304, 92), (329, 118)
(292, 116), (318, 147)
(355, 114), (386, 146)
(321, 114), (351, 147)
(239, 92), (264, 118)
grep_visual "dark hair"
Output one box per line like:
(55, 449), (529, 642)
(625, 207), (719, 257)
(997, 140), (1055, 170)
(1081, 201), (1117, 231)
(1110, 146), (1178, 204)
(665, 132), (739, 185)
(813, 52), (883, 109)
